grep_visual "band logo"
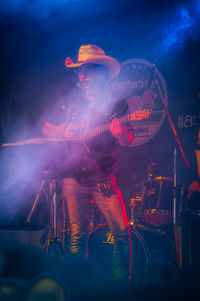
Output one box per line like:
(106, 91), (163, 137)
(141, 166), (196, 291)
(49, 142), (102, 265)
(109, 58), (168, 147)
(103, 232), (115, 244)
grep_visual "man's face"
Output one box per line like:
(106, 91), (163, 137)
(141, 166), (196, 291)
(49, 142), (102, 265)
(77, 64), (108, 94)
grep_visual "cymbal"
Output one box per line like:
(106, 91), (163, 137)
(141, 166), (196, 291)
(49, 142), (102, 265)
(1, 137), (74, 147)
(154, 176), (173, 182)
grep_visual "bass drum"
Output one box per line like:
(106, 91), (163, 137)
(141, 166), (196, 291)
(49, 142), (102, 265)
(88, 224), (174, 279)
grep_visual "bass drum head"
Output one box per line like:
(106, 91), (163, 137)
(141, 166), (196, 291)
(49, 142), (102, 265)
(88, 224), (174, 279)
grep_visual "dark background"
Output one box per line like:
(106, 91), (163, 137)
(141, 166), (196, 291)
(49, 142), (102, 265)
(0, 0), (199, 222)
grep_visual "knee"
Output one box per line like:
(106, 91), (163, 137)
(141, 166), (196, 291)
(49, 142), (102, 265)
(113, 225), (131, 243)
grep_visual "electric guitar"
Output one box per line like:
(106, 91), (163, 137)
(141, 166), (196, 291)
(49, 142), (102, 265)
(1, 109), (152, 147)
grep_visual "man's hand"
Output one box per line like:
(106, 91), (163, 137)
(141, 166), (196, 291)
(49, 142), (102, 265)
(42, 122), (64, 137)
(110, 118), (124, 136)
(63, 124), (77, 140)
(110, 118), (133, 146)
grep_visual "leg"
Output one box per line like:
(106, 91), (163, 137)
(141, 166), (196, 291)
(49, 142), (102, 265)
(91, 177), (132, 280)
(195, 150), (200, 181)
(62, 178), (90, 257)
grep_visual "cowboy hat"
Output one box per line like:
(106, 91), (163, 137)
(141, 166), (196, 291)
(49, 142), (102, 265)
(65, 45), (120, 80)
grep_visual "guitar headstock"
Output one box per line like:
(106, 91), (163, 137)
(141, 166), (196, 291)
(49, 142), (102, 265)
(130, 109), (152, 121)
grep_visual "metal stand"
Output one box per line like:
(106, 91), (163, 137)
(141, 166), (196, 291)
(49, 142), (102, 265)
(27, 173), (65, 260)
(45, 178), (65, 260)
(173, 146), (177, 225)
(129, 198), (136, 225)
(27, 178), (46, 224)
(151, 64), (190, 269)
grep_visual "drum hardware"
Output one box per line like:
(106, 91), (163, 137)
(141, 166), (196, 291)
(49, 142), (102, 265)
(129, 196), (143, 225)
(88, 224), (174, 279)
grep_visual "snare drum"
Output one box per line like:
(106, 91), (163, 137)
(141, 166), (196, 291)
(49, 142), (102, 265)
(88, 224), (173, 279)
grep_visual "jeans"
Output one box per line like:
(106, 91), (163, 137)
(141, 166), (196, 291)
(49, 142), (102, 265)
(62, 176), (132, 280)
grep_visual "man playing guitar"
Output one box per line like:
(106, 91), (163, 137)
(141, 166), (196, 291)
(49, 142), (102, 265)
(42, 45), (149, 280)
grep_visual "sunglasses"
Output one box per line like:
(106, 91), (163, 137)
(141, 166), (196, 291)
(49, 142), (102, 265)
(76, 64), (108, 74)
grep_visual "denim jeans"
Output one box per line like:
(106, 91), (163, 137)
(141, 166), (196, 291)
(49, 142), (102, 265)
(62, 176), (132, 280)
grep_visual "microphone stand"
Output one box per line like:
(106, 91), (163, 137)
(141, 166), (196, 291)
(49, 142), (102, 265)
(46, 177), (65, 260)
(27, 178), (46, 224)
(147, 63), (190, 269)
(27, 171), (65, 260)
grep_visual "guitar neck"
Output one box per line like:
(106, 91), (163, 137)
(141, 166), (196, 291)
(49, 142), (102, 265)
(83, 110), (162, 139)
(84, 114), (131, 139)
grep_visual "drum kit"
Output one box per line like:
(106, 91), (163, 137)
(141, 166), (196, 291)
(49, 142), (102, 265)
(89, 175), (200, 277)
(0, 137), (195, 279)
(89, 175), (181, 279)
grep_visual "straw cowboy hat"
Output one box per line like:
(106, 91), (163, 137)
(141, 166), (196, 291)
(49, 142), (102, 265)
(65, 45), (120, 80)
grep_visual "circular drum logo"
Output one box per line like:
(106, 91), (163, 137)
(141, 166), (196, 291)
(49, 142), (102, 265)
(110, 58), (168, 147)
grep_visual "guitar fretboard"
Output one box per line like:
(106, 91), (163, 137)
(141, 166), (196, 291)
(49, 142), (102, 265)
(84, 110), (163, 139)
(84, 113), (131, 139)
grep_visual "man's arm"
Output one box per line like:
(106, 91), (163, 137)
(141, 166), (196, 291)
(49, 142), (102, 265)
(42, 122), (77, 140)
(42, 122), (65, 138)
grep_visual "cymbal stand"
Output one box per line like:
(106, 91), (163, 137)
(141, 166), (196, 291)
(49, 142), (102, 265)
(153, 72), (189, 221)
(129, 198), (136, 225)
(151, 64), (190, 269)
(129, 196), (142, 225)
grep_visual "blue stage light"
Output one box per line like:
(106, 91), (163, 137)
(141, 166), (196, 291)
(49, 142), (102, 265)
(155, 0), (200, 58)
(0, 0), (105, 20)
